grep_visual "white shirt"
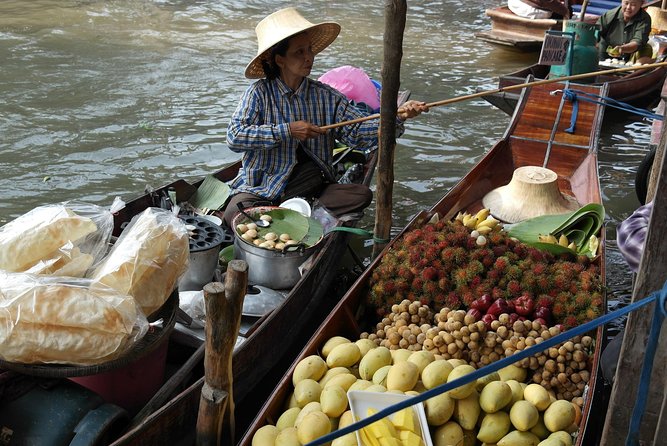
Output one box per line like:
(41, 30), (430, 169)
(507, 0), (553, 19)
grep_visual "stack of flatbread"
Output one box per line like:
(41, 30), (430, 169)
(0, 204), (99, 276)
(92, 207), (190, 316)
(0, 272), (145, 365)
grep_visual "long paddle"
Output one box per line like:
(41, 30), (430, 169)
(320, 60), (667, 131)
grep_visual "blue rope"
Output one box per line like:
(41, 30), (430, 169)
(563, 89), (579, 134)
(562, 88), (664, 121)
(306, 280), (667, 446)
(626, 286), (667, 446)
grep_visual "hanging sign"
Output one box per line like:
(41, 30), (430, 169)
(539, 34), (570, 66)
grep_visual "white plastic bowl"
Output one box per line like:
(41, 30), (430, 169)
(278, 197), (311, 217)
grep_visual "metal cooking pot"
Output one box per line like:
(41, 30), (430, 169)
(232, 206), (322, 290)
(179, 215), (231, 291)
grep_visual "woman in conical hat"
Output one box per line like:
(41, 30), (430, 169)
(222, 7), (428, 227)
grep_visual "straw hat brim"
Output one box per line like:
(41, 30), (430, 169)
(482, 166), (581, 223)
(647, 6), (667, 33)
(245, 10), (340, 79)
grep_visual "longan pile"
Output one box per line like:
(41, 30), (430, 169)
(363, 299), (433, 351)
(361, 299), (593, 401)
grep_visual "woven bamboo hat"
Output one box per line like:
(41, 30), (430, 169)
(482, 166), (580, 223)
(647, 6), (667, 34)
(245, 8), (341, 79)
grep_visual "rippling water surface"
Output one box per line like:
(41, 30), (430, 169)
(0, 0), (658, 314)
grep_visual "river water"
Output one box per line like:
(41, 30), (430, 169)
(0, 0), (657, 327)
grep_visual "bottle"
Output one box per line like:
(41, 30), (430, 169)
(160, 189), (173, 211)
(338, 163), (363, 184)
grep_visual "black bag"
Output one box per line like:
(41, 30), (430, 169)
(282, 159), (326, 201)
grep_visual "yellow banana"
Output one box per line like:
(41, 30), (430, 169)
(476, 226), (493, 235)
(476, 217), (500, 229)
(462, 214), (472, 226)
(588, 235), (599, 256)
(464, 217), (478, 229)
(455, 212), (465, 222)
(567, 242), (577, 251)
(558, 234), (569, 247)
(538, 234), (558, 244)
(475, 208), (491, 222)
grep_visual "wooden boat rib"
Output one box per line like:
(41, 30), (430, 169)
(484, 63), (667, 116)
(108, 149), (379, 445)
(239, 80), (608, 446)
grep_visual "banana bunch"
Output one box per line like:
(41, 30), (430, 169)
(454, 208), (502, 234)
(538, 233), (577, 251)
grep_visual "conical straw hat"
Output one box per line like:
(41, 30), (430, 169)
(647, 6), (667, 34)
(245, 8), (341, 79)
(482, 166), (580, 223)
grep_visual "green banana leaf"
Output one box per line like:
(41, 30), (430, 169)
(300, 217), (324, 248)
(251, 208), (310, 243)
(505, 203), (605, 257)
(237, 208), (325, 248)
(190, 175), (231, 211)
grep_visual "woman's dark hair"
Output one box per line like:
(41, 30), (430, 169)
(261, 32), (307, 80)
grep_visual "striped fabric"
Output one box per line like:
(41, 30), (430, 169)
(617, 201), (652, 273)
(226, 76), (385, 199)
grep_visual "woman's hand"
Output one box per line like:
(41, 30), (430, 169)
(397, 100), (429, 121)
(289, 120), (325, 141)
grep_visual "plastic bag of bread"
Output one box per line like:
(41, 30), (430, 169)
(0, 271), (147, 365)
(0, 202), (114, 276)
(91, 207), (190, 316)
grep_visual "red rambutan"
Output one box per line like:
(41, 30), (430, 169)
(493, 256), (509, 271)
(422, 266), (439, 281)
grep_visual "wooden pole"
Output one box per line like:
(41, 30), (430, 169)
(195, 260), (248, 446)
(646, 86), (667, 202)
(319, 61), (667, 131)
(373, 0), (406, 259)
(600, 100), (667, 444)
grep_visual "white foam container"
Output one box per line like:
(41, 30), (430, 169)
(347, 390), (433, 446)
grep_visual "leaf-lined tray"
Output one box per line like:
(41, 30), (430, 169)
(0, 291), (178, 378)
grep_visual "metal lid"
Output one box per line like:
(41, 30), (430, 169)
(242, 285), (286, 317)
(180, 215), (231, 252)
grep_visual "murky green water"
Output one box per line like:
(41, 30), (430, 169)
(0, 0), (657, 322)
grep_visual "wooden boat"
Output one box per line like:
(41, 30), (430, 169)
(475, 6), (566, 51)
(102, 87), (427, 444)
(483, 63), (667, 116)
(475, 1), (661, 51)
(239, 79), (609, 445)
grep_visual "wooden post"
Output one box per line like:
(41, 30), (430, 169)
(646, 89), (667, 202)
(195, 260), (248, 446)
(600, 105), (667, 444)
(372, 0), (406, 259)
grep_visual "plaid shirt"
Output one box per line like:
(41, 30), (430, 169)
(617, 201), (653, 273)
(227, 76), (388, 200)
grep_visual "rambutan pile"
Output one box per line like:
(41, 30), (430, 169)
(366, 217), (603, 329)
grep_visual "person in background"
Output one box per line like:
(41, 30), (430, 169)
(616, 200), (653, 273)
(600, 200), (653, 384)
(222, 7), (428, 227)
(507, 0), (571, 20)
(597, 0), (653, 63)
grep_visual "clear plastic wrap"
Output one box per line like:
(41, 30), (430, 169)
(91, 207), (190, 317)
(0, 201), (114, 276)
(0, 271), (148, 365)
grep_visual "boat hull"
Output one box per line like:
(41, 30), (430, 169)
(240, 80), (609, 446)
(484, 63), (667, 116)
(107, 152), (378, 444)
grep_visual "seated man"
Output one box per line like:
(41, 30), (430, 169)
(598, 0), (653, 63)
(508, 0), (571, 19)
